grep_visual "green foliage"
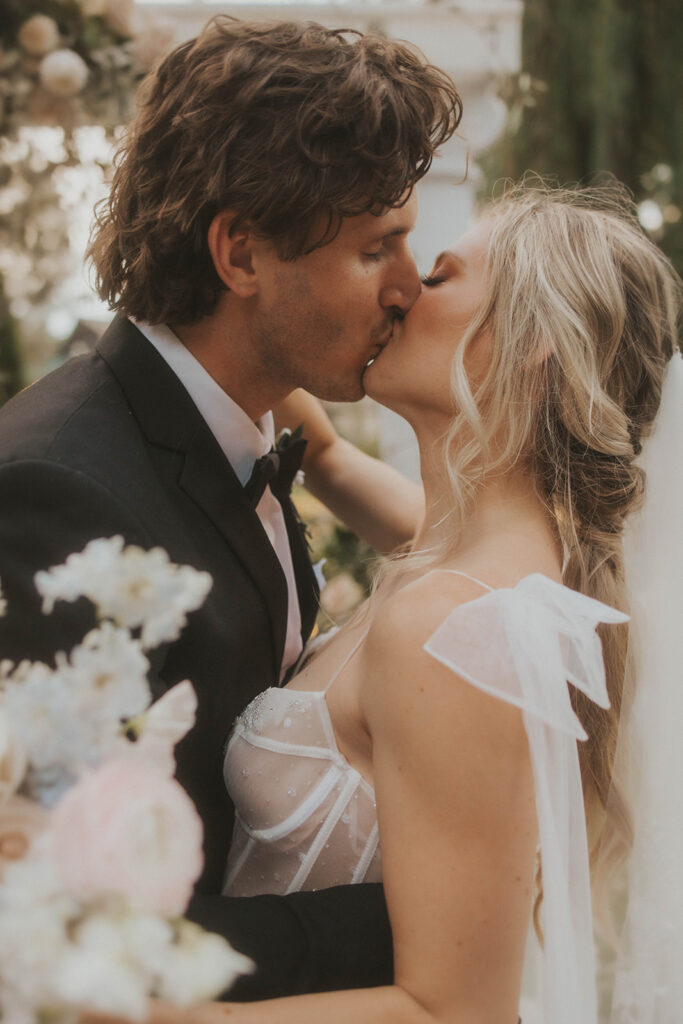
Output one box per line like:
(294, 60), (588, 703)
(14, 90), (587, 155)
(0, 280), (24, 405)
(317, 523), (378, 597)
(482, 0), (683, 275)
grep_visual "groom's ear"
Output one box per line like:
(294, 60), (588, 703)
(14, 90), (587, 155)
(208, 211), (258, 298)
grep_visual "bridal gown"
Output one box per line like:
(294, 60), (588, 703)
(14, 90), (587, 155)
(223, 571), (628, 1024)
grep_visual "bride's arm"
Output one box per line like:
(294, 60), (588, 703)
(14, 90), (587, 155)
(83, 579), (536, 1024)
(274, 388), (424, 553)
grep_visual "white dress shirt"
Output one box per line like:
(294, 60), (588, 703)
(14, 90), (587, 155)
(132, 320), (303, 680)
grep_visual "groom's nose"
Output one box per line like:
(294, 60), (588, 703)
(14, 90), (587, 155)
(379, 252), (422, 315)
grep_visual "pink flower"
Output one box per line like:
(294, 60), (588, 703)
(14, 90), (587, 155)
(51, 758), (203, 916)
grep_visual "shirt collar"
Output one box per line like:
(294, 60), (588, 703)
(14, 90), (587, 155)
(132, 319), (273, 486)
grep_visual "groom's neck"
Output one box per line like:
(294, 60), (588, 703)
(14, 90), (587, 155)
(172, 305), (288, 422)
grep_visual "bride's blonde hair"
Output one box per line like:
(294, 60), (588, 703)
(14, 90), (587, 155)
(382, 178), (680, 916)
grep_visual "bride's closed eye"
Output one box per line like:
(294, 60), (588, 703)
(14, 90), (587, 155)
(421, 274), (445, 287)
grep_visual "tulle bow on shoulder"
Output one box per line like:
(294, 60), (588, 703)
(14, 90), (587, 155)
(424, 573), (628, 1024)
(425, 573), (628, 737)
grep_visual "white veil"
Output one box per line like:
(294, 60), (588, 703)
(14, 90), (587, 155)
(607, 351), (683, 1022)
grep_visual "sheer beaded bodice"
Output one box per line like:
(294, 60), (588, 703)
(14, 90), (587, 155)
(223, 631), (381, 896)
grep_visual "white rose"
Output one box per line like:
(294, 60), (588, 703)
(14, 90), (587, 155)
(0, 706), (26, 804)
(18, 15), (60, 57)
(39, 49), (89, 98)
(320, 572), (365, 619)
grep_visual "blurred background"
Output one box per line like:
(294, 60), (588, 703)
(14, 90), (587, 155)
(1, 0), (681, 622)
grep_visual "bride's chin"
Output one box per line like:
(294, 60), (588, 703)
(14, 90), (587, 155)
(362, 366), (401, 414)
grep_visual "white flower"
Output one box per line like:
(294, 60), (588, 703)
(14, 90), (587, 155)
(56, 911), (172, 1020)
(2, 638), (149, 787)
(0, 856), (79, 1009)
(2, 659), (73, 774)
(59, 622), (151, 725)
(18, 15), (60, 57)
(39, 49), (89, 98)
(156, 920), (254, 1005)
(35, 536), (213, 650)
(2, 635), (148, 795)
(320, 572), (364, 618)
(0, 704), (27, 804)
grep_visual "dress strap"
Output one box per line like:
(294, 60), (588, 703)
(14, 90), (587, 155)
(323, 572), (491, 695)
(435, 569), (494, 592)
(323, 628), (370, 694)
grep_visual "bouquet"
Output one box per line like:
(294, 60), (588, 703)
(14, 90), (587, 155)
(0, 536), (253, 1023)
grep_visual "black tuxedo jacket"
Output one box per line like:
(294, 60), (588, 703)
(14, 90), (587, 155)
(0, 316), (392, 998)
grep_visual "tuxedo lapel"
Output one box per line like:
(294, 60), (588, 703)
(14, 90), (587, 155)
(96, 316), (289, 680)
(178, 436), (288, 679)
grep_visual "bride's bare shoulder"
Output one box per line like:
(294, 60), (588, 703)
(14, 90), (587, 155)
(366, 568), (490, 657)
(359, 568), (527, 755)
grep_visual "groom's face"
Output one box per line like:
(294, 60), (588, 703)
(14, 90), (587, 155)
(249, 192), (421, 402)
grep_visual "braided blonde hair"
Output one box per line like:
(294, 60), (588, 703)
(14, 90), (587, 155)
(382, 180), (680, 912)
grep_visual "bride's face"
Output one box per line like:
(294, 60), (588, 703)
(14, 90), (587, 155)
(363, 219), (493, 427)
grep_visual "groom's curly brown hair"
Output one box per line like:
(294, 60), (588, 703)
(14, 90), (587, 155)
(88, 16), (462, 326)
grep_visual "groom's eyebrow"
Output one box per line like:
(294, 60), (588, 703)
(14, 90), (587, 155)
(370, 225), (411, 243)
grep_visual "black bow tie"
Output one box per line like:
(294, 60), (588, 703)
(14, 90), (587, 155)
(244, 426), (307, 507)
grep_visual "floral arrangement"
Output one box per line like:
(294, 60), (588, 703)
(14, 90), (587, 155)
(0, 536), (253, 1023)
(1, 1), (177, 132)
(0, 1), (178, 384)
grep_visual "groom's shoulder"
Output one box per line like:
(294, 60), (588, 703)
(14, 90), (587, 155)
(0, 313), (159, 468)
(0, 347), (122, 463)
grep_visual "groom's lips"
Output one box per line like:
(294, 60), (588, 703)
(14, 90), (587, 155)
(364, 323), (395, 370)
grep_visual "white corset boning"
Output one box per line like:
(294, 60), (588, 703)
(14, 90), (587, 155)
(223, 631), (380, 896)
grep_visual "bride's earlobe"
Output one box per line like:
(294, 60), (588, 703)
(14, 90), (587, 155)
(207, 211), (258, 298)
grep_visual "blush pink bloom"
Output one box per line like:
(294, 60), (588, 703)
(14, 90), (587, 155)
(51, 758), (203, 916)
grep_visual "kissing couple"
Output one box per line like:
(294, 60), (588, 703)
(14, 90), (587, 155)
(0, 15), (680, 1024)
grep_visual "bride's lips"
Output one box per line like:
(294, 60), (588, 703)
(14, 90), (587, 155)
(364, 323), (395, 370)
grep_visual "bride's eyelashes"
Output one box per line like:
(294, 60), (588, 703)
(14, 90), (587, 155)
(420, 274), (445, 287)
